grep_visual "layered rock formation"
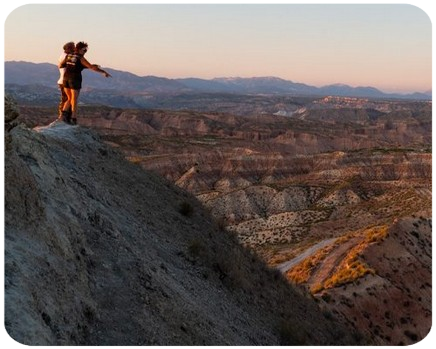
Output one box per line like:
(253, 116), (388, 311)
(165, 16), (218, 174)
(11, 97), (432, 345)
(4, 99), (362, 345)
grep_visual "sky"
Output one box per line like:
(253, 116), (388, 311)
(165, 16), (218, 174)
(2, 2), (434, 94)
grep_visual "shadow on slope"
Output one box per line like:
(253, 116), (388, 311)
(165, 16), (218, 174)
(4, 97), (365, 345)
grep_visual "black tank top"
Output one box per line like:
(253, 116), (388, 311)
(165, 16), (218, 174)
(64, 54), (84, 79)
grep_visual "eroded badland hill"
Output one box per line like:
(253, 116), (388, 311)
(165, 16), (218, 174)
(12, 95), (432, 345)
(4, 96), (363, 345)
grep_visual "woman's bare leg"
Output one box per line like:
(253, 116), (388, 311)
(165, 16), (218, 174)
(61, 88), (73, 123)
(70, 89), (80, 124)
(62, 89), (72, 111)
(61, 88), (80, 124)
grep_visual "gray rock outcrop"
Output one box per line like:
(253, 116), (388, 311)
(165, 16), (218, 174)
(0, 91), (19, 135)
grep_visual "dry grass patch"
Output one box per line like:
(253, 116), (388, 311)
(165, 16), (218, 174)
(286, 225), (389, 293)
(126, 156), (144, 164)
(320, 225), (388, 291)
(323, 259), (375, 290)
(365, 225), (389, 243)
(286, 245), (334, 284)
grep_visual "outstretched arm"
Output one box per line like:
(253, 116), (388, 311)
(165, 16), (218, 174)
(80, 57), (112, 77)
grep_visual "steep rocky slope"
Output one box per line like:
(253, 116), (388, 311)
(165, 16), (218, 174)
(4, 100), (363, 345)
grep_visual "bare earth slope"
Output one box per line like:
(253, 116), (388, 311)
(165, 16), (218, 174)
(285, 218), (432, 345)
(4, 104), (362, 344)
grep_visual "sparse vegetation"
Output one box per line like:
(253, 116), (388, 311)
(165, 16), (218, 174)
(365, 225), (389, 243)
(321, 292), (332, 303)
(126, 156), (144, 164)
(179, 201), (194, 217)
(187, 239), (205, 258)
(278, 320), (307, 345)
(404, 330), (418, 342)
(323, 259), (375, 290)
(286, 225), (389, 294)
(286, 245), (333, 284)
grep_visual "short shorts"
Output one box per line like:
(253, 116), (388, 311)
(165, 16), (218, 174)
(63, 78), (82, 90)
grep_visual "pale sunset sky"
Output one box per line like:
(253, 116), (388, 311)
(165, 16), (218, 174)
(2, 1), (433, 94)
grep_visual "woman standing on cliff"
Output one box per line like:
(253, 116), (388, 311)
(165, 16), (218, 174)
(57, 41), (75, 120)
(59, 41), (111, 125)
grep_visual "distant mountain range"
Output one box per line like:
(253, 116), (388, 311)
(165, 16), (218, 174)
(5, 61), (431, 100)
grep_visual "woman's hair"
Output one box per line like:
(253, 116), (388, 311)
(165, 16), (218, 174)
(63, 42), (75, 52)
(75, 41), (88, 53)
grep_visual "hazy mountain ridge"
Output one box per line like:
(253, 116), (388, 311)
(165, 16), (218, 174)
(5, 61), (431, 100)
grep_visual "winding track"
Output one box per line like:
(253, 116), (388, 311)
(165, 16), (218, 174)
(275, 237), (337, 273)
